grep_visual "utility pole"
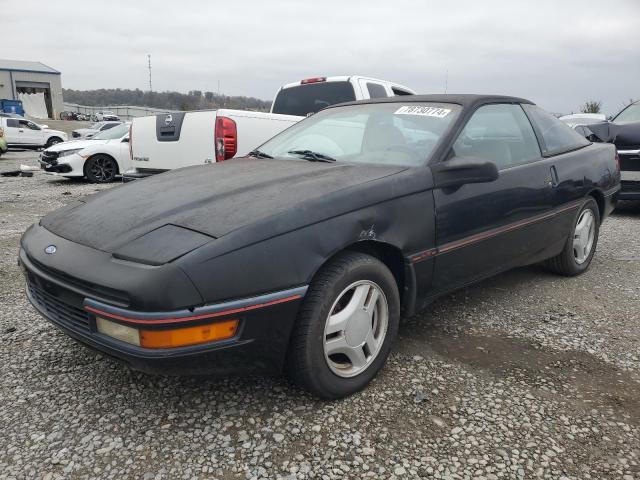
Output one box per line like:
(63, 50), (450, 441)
(147, 54), (153, 92)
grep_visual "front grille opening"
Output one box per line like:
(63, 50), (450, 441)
(28, 280), (90, 332)
(27, 255), (129, 307)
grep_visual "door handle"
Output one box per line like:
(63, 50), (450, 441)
(18, 129), (24, 132)
(549, 166), (559, 187)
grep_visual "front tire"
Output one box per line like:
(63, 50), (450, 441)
(84, 154), (118, 183)
(286, 252), (400, 399)
(545, 197), (600, 276)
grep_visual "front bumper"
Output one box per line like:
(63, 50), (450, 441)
(619, 149), (640, 200)
(619, 179), (640, 200)
(39, 152), (84, 176)
(20, 247), (307, 376)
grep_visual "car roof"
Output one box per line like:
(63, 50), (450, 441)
(330, 94), (534, 110)
(559, 113), (605, 120)
(279, 75), (415, 92)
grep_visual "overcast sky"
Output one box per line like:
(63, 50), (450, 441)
(3, 0), (639, 114)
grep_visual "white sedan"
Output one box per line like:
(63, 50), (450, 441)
(558, 113), (606, 128)
(39, 123), (131, 183)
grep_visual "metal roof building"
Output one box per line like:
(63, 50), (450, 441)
(0, 59), (63, 119)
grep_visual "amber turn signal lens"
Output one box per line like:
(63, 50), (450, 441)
(139, 319), (238, 349)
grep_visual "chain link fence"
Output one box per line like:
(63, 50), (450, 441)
(63, 103), (181, 121)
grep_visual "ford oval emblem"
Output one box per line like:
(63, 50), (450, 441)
(44, 245), (57, 254)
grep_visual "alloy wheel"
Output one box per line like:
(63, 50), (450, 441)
(323, 280), (389, 378)
(89, 157), (116, 182)
(573, 209), (595, 264)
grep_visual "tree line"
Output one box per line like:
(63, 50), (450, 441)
(579, 98), (636, 114)
(62, 88), (272, 112)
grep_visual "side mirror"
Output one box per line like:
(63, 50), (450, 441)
(431, 156), (499, 189)
(121, 137), (129, 143)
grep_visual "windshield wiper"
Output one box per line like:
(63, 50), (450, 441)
(248, 149), (273, 159)
(287, 149), (336, 163)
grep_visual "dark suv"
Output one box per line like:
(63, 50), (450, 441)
(611, 101), (640, 201)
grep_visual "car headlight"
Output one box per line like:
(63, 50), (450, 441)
(96, 317), (239, 349)
(58, 148), (84, 157)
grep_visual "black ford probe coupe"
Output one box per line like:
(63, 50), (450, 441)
(20, 95), (620, 398)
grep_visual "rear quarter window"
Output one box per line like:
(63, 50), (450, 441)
(272, 81), (356, 116)
(366, 83), (388, 99)
(523, 104), (590, 156)
(392, 87), (413, 96)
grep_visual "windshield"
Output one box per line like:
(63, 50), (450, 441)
(613, 103), (640, 125)
(92, 123), (129, 140)
(257, 102), (461, 166)
(272, 81), (356, 116)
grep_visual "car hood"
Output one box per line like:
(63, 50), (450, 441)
(584, 121), (640, 148)
(40, 158), (408, 253)
(73, 128), (97, 135)
(46, 139), (107, 152)
(43, 128), (67, 137)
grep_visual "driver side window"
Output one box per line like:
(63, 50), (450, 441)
(19, 120), (40, 130)
(452, 104), (541, 170)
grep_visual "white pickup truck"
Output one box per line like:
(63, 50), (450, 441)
(0, 117), (68, 149)
(126, 75), (415, 178)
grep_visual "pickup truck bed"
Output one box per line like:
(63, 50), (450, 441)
(129, 109), (300, 175)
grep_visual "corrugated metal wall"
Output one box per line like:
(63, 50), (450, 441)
(0, 70), (64, 119)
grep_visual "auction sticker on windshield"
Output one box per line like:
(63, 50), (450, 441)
(395, 106), (451, 118)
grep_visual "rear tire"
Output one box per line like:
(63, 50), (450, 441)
(84, 154), (118, 183)
(545, 197), (600, 276)
(45, 137), (62, 148)
(286, 252), (400, 399)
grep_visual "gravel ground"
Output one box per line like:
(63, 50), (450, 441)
(1, 150), (639, 480)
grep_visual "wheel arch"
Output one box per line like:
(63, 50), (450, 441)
(46, 136), (63, 146)
(587, 188), (604, 219)
(307, 239), (414, 316)
(84, 152), (120, 176)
